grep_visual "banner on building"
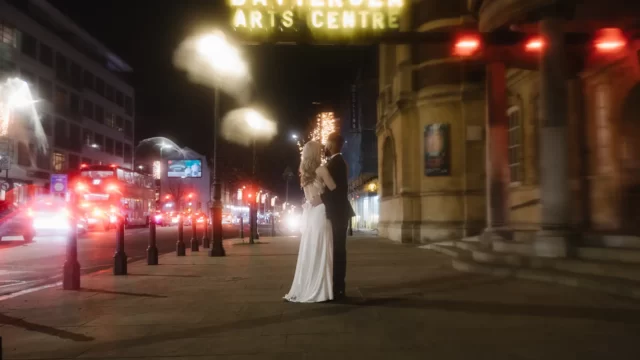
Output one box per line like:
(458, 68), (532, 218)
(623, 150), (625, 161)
(424, 124), (450, 176)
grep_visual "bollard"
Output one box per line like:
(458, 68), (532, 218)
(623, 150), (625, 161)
(147, 221), (158, 265)
(239, 217), (244, 239)
(113, 218), (127, 275)
(176, 217), (186, 256)
(348, 219), (353, 236)
(190, 216), (199, 252)
(271, 217), (276, 237)
(63, 200), (80, 290)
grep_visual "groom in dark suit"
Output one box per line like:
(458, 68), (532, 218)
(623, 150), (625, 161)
(314, 133), (355, 300)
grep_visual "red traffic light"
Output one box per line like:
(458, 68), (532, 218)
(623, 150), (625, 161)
(594, 28), (626, 52)
(453, 34), (481, 57)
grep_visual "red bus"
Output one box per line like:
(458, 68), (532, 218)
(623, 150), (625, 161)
(75, 164), (155, 230)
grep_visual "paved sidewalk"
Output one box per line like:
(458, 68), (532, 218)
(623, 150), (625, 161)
(1, 236), (640, 359)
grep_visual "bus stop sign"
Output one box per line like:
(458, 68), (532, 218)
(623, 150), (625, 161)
(50, 174), (68, 195)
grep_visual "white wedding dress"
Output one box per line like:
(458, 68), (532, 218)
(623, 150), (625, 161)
(284, 176), (334, 303)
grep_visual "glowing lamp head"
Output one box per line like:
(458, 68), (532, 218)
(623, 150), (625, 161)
(453, 35), (481, 57)
(594, 28), (626, 52)
(525, 37), (545, 51)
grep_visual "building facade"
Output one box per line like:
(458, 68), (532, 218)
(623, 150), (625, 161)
(0, 0), (134, 203)
(157, 147), (210, 214)
(377, 0), (640, 253)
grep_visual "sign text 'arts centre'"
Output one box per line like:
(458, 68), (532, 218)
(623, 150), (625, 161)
(229, 0), (405, 33)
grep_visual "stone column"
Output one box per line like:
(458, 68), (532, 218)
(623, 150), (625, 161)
(535, 16), (570, 257)
(483, 62), (510, 241)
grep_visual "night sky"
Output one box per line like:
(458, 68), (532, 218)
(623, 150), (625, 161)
(46, 0), (375, 201)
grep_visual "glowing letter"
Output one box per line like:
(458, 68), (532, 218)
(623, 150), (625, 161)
(252, 0), (267, 5)
(372, 11), (384, 29)
(349, 0), (364, 6)
(311, 10), (324, 27)
(328, 0), (344, 7)
(368, 0), (383, 7)
(276, 0), (285, 4)
(388, 0), (403, 7)
(297, 0), (304, 6)
(268, 10), (276, 27)
(250, 11), (263, 28)
(388, 11), (400, 29)
(311, 0), (325, 7)
(358, 11), (369, 28)
(233, 9), (248, 27)
(230, 0), (246, 6)
(327, 11), (339, 29)
(282, 10), (294, 27)
(342, 11), (356, 28)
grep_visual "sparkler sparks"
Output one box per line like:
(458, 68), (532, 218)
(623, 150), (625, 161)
(299, 112), (337, 163)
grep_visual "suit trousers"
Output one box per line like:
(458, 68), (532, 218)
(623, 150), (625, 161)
(332, 217), (348, 295)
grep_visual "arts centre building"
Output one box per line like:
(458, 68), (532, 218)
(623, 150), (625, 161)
(377, 0), (640, 257)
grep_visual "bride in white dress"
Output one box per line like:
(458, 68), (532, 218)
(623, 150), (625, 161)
(284, 141), (337, 303)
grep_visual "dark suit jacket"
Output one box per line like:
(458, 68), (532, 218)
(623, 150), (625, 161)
(320, 154), (355, 224)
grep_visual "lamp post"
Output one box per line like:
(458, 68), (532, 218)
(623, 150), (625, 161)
(192, 31), (249, 257)
(245, 110), (272, 244)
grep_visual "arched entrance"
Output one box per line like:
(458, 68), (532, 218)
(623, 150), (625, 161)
(619, 82), (640, 233)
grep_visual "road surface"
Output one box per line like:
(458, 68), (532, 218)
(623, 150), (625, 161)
(0, 223), (284, 297)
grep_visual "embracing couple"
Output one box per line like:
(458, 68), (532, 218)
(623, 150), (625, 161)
(284, 133), (355, 303)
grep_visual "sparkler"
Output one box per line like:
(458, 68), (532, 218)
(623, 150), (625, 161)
(0, 77), (47, 151)
(299, 112), (337, 162)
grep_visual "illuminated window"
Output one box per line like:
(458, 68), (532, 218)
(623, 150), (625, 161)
(52, 152), (65, 172)
(508, 106), (522, 183)
(0, 20), (17, 48)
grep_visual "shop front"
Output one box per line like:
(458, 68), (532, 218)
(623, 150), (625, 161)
(349, 176), (380, 231)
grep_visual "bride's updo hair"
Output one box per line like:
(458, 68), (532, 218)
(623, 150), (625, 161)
(299, 141), (322, 187)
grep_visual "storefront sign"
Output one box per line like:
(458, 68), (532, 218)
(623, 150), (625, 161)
(424, 124), (450, 176)
(229, 0), (404, 34)
(50, 174), (68, 194)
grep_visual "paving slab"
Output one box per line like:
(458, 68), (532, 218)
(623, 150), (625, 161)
(1, 236), (640, 359)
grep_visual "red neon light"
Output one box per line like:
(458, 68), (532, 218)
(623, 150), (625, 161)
(453, 35), (481, 57)
(525, 37), (545, 51)
(594, 28), (626, 52)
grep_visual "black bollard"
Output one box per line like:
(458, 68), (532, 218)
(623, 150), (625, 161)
(190, 216), (199, 252)
(348, 219), (353, 236)
(63, 209), (80, 290)
(113, 218), (127, 275)
(147, 221), (158, 265)
(271, 217), (276, 237)
(176, 217), (186, 256)
(239, 217), (244, 239)
(202, 216), (210, 248)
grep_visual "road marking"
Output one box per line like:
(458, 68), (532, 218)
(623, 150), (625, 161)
(0, 281), (61, 302)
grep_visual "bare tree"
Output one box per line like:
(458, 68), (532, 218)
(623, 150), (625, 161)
(166, 178), (187, 211)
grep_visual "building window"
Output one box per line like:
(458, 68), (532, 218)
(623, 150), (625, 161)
(17, 142), (31, 167)
(83, 128), (93, 145)
(83, 100), (93, 120)
(115, 141), (123, 157)
(40, 114), (53, 136)
(125, 96), (133, 116)
(116, 116), (124, 132)
(124, 143), (132, 161)
(69, 123), (82, 152)
(0, 20), (17, 48)
(116, 91), (124, 107)
(54, 87), (67, 110)
(508, 106), (523, 184)
(37, 150), (49, 170)
(94, 133), (104, 148)
(83, 70), (94, 89)
(105, 84), (114, 101)
(382, 137), (395, 197)
(95, 77), (104, 95)
(81, 157), (92, 165)
(94, 105), (105, 124)
(52, 152), (65, 172)
(70, 93), (80, 114)
(124, 120), (133, 138)
(21, 32), (37, 58)
(105, 111), (116, 128)
(105, 137), (114, 154)
(39, 78), (52, 101)
(55, 53), (68, 79)
(20, 69), (36, 86)
(70, 62), (83, 89)
(54, 117), (67, 145)
(68, 154), (79, 170)
(39, 43), (53, 67)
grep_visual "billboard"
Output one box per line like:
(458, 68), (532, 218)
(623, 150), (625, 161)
(167, 159), (202, 178)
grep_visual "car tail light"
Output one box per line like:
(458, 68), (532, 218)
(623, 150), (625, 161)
(27, 208), (33, 217)
(107, 184), (118, 192)
(92, 208), (103, 217)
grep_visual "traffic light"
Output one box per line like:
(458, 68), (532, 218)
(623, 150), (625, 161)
(594, 28), (626, 52)
(453, 34), (481, 57)
(525, 36), (544, 52)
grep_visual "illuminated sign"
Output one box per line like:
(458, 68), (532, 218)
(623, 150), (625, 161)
(153, 161), (161, 180)
(229, 0), (404, 34)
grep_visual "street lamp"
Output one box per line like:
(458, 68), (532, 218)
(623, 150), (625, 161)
(192, 31), (249, 257)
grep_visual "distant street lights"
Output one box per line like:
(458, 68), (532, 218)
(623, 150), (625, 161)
(192, 30), (249, 257)
(245, 109), (272, 244)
